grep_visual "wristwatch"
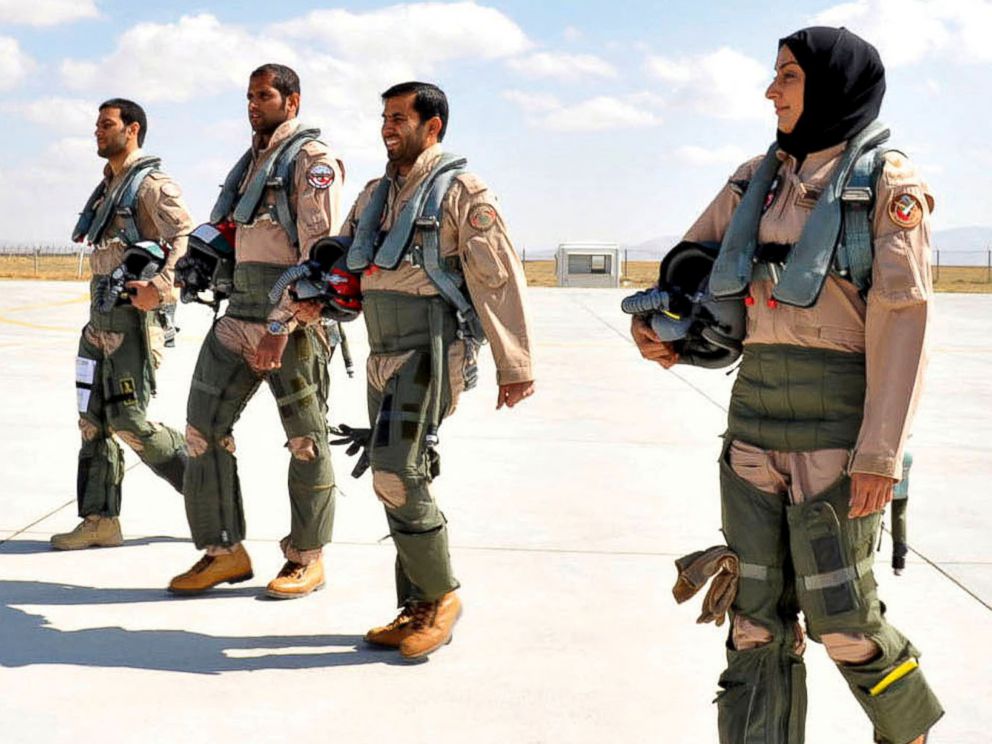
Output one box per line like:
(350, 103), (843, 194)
(267, 320), (290, 336)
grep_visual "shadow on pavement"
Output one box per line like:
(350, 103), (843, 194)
(0, 536), (192, 554)
(0, 580), (404, 674)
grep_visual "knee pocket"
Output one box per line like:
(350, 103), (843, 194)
(288, 436), (318, 462)
(787, 480), (883, 636)
(185, 424), (234, 457)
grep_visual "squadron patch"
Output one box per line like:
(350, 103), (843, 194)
(468, 204), (497, 231)
(888, 192), (924, 229)
(306, 163), (335, 190)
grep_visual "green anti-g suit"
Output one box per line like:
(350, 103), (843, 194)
(74, 149), (191, 518)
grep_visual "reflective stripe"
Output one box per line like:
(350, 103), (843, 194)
(275, 383), (317, 407)
(739, 562), (770, 580)
(869, 659), (919, 697)
(803, 556), (873, 591)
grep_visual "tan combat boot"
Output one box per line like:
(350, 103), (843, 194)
(364, 604), (415, 648)
(398, 591), (462, 660)
(265, 558), (325, 599)
(50, 516), (123, 550)
(167, 544), (253, 595)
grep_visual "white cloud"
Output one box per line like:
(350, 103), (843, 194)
(507, 51), (617, 80)
(813, 0), (992, 65)
(3, 97), (96, 135)
(645, 47), (770, 121)
(0, 36), (35, 90)
(61, 14), (298, 102)
(563, 25), (583, 42)
(503, 90), (663, 131)
(0, 0), (98, 26)
(675, 144), (750, 167)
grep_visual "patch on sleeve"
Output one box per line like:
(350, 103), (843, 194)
(306, 163), (336, 189)
(160, 182), (182, 199)
(468, 204), (497, 231)
(887, 192), (924, 229)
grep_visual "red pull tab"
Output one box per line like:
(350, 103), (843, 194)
(744, 295), (755, 307)
(766, 298), (778, 309)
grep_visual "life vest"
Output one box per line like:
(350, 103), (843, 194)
(72, 156), (161, 245)
(709, 120), (895, 307)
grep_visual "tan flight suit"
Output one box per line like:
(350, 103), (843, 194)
(685, 142), (942, 742)
(340, 143), (532, 604)
(76, 148), (191, 518)
(182, 119), (344, 563)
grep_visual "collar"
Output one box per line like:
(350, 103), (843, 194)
(104, 148), (145, 182)
(385, 143), (445, 190)
(252, 118), (301, 158)
(776, 141), (847, 178)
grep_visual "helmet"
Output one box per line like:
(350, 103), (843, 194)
(269, 236), (362, 323)
(621, 241), (745, 369)
(176, 221), (236, 306)
(92, 240), (169, 313)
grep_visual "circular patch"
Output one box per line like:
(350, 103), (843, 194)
(307, 163), (335, 190)
(468, 204), (497, 231)
(888, 192), (923, 229)
(160, 182), (182, 198)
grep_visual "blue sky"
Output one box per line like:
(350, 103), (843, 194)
(2, 0), (990, 251)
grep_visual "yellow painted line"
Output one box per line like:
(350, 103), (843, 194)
(0, 292), (89, 314)
(0, 315), (79, 332)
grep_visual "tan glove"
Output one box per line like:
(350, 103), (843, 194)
(672, 545), (741, 627)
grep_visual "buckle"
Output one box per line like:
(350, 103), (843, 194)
(415, 216), (439, 231)
(841, 187), (872, 204)
(266, 176), (285, 190)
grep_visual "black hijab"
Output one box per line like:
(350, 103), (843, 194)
(776, 26), (886, 158)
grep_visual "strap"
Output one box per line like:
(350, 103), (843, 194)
(210, 149), (253, 223)
(228, 127), (321, 238)
(802, 556), (874, 591)
(771, 120), (890, 307)
(72, 180), (107, 242)
(346, 178), (392, 271)
(84, 156), (162, 245)
(270, 133), (321, 247)
(710, 142), (781, 298)
(275, 382), (318, 407)
(739, 561), (773, 581)
(837, 146), (894, 293)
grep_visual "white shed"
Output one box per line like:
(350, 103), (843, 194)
(555, 242), (622, 288)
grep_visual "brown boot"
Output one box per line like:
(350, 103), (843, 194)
(399, 591), (462, 660)
(50, 516), (123, 550)
(265, 558), (325, 599)
(167, 545), (253, 595)
(364, 604), (415, 648)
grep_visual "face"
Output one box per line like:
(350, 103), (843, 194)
(765, 44), (805, 134)
(381, 93), (440, 170)
(94, 107), (134, 158)
(247, 73), (298, 134)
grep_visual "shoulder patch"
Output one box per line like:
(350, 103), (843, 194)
(455, 172), (488, 196)
(468, 203), (497, 231)
(887, 192), (924, 230)
(306, 162), (335, 189)
(160, 181), (182, 199)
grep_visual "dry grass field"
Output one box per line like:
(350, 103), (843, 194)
(521, 260), (992, 293)
(1, 255), (989, 293)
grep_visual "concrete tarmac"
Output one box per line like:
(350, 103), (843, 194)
(0, 281), (989, 743)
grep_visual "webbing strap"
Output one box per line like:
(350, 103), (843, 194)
(81, 157), (162, 245)
(739, 561), (773, 581)
(802, 556), (874, 591)
(275, 383), (318, 407)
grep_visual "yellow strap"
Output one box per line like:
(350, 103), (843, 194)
(662, 310), (682, 320)
(869, 659), (919, 696)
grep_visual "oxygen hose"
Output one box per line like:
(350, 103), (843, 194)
(620, 287), (672, 316)
(267, 263), (314, 304)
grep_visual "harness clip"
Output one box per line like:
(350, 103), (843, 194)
(415, 216), (440, 231)
(841, 187), (872, 204)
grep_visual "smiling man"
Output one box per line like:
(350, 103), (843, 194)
(337, 81), (534, 661)
(52, 98), (192, 551)
(168, 64), (345, 600)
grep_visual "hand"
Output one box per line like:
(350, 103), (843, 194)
(496, 381), (534, 410)
(293, 300), (323, 325)
(254, 332), (289, 371)
(849, 472), (895, 518)
(631, 315), (679, 369)
(125, 280), (161, 311)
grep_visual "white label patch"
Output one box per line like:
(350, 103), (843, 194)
(76, 357), (97, 412)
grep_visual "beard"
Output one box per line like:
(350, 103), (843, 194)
(97, 131), (127, 158)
